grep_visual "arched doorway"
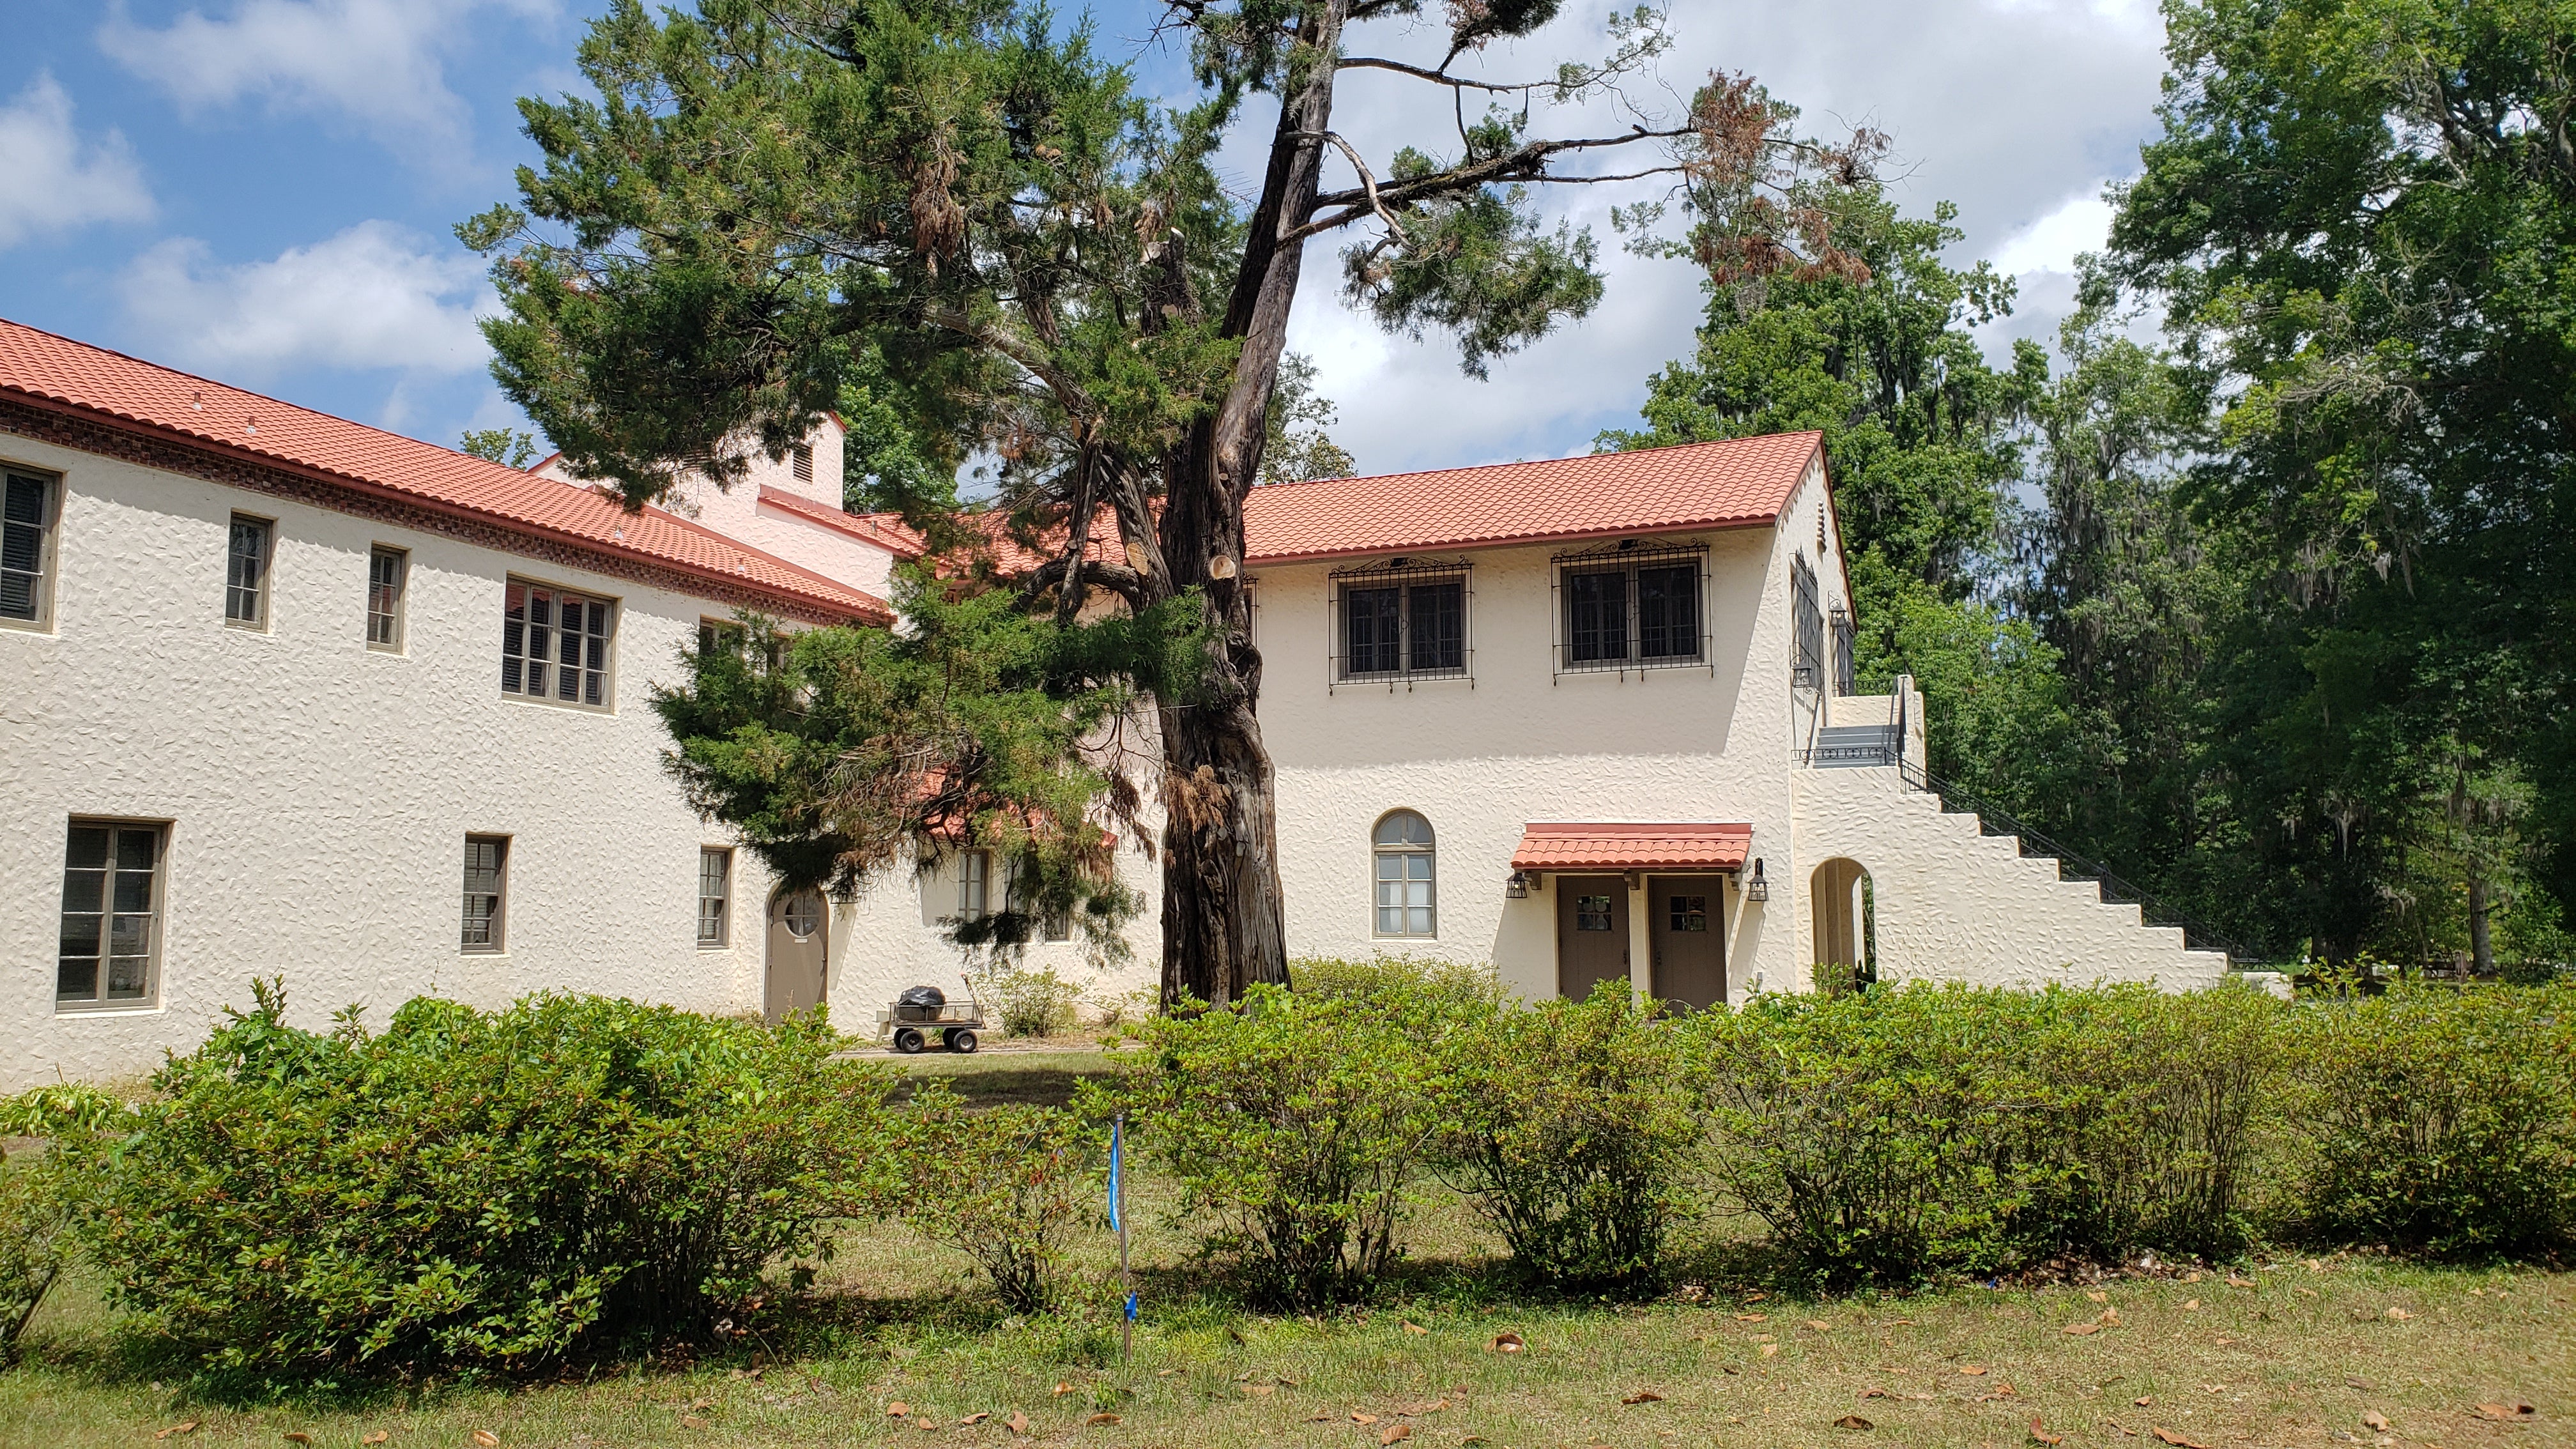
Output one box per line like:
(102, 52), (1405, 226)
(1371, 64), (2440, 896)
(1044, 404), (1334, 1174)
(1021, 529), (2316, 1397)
(1810, 858), (1873, 993)
(765, 887), (827, 1022)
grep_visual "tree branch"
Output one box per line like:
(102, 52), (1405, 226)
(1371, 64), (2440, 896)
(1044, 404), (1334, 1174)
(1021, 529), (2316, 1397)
(1284, 130), (1408, 246)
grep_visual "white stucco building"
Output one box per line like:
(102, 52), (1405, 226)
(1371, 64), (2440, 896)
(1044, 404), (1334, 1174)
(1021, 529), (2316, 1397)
(3, 319), (2221, 1087)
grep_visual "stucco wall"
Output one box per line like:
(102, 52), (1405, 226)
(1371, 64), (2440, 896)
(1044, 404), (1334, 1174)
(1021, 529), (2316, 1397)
(0, 431), (778, 1086)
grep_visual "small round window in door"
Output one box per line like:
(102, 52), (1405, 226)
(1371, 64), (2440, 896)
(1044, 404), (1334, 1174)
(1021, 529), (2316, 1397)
(783, 892), (822, 939)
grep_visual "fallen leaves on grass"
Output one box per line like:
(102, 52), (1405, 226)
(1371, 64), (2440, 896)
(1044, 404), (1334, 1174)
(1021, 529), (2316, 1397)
(2030, 1418), (2064, 1445)
(473, 1434), (500, 1448)
(362, 1436), (389, 1446)
(1959, 1365), (1988, 1376)
(1379, 1426), (1411, 1445)
(2225, 1275), (2253, 1288)
(1490, 1332), (1524, 1353)
(2133, 1397), (2152, 1407)
(1084, 1413), (1121, 1427)
(1759, 1344), (1779, 1358)
(2088, 1291), (2108, 1303)
(2099, 1308), (2120, 1324)
(1353, 1413), (1379, 1425)
(1734, 1313), (1768, 1322)
(2150, 1427), (2212, 1448)
(2181, 1299), (2200, 1310)
(959, 1413), (990, 1426)
(2362, 1411), (2391, 1431)
(1981, 1383), (2019, 1402)
(680, 1417), (710, 1431)
(2105, 1418), (2139, 1438)
(1006, 1411), (1030, 1436)
(1241, 1384), (1275, 1397)
(153, 1426), (199, 1441)
(1052, 1383), (1075, 1397)
(284, 1436), (312, 1445)
(887, 1402), (912, 1417)
(1804, 1319), (1833, 1333)
(2475, 1403), (2536, 1420)
(2064, 1322), (2101, 1337)
(1402, 1321), (1427, 1335)
(1834, 1414), (1874, 1430)
(1621, 1391), (1664, 1405)
(2385, 1307), (2414, 1321)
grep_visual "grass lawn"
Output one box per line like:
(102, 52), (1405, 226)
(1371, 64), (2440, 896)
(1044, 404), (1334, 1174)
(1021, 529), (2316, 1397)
(5, 1050), (2567, 1449)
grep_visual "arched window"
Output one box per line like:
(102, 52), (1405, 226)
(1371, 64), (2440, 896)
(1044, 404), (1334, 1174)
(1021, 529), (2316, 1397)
(1372, 810), (1436, 937)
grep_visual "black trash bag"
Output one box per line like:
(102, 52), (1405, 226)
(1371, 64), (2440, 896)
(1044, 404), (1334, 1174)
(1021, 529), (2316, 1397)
(896, 985), (946, 1009)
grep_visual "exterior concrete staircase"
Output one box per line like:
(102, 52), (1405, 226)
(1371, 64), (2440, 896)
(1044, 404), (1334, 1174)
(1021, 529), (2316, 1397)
(1798, 762), (2232, 990)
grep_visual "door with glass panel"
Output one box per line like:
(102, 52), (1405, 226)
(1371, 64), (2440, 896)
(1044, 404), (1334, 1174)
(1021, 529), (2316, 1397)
(1648, 875), (1726, 1009)
(764, 888), (827, 1022)
(1555, 873), (1630, 1000)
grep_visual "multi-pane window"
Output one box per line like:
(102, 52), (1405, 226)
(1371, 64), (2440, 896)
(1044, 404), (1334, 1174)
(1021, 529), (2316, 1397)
(1336, 570), (1467, 682)
(1574, 893), (1615, 931)
(698, 847), (732, 947)
(1667, 894), (1710, 932)
(1830, 604), (1857, 696)
(697, 617), (746, 664)
(461, 835), (508, 951)
(59, 820), (164, 1009)
(958, 850), (991, 921)
(225, 514), (272, 627)
(1372, 810), (1436, 937)
(367, 546), (406, 650)
(1556, 545), (1708, 673)
(3, 468), (57, 626)
(1792, 553), (1824, 691)
(501, 579), (615, 707)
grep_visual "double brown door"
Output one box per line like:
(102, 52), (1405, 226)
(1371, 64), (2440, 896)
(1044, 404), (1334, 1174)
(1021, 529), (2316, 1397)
(1556, 874), (1630, 1000)
(1648, 875), (1726, 1008)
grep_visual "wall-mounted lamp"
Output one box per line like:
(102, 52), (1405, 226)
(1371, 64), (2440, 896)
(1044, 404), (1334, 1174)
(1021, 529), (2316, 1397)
(1504, 871), (1530, 899)
(1743, 858), (1770, 902)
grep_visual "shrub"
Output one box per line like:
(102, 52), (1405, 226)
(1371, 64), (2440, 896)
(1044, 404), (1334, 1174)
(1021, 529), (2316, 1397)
(894, 1088), (1101, 1312)
(1292, 955), (1502, 1013)
(1103, 981), (1452, 1307)
(1431, 981), (1695, 1290)
(981, 967), (1084, 1038)
(2287, 983), (2576, 1255)
(1688, 982), (2288, 1285)
(77, 982), (895, 1376)
(0, 1085), (139, 1359)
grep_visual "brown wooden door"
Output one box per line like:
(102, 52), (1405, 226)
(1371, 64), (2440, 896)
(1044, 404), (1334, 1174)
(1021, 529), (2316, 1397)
(1556, 874), (1630, 1000)
(1649, 875), (1726, 1009)
(765, 889), (827, 1022)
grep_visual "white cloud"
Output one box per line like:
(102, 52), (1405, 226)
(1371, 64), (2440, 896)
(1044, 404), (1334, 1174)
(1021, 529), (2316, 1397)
(96, 0), (551, 167)
(0, 74), (155, 250)
(118, 220), (495, 376)
(1991, 189), (2117, 279)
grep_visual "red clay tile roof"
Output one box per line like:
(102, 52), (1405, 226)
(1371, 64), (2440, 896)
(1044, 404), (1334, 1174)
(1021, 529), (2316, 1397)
(1244, 433), (1821, 564)
(0, 319), (893, 624)
(1512, 822), (1754, 872)
(760, 486), (927, 556)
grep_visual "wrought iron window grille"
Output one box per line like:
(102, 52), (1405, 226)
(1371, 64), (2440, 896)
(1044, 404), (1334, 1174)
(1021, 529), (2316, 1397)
(1549, 539), (1713, 680)
(1328, 557), (1473, 693)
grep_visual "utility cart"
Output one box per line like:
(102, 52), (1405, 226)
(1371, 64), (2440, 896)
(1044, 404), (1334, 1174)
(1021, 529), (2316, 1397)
(877, 977), (985, 1054)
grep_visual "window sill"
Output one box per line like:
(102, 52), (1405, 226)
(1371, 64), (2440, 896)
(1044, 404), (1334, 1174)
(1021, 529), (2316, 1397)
(53, 1000), (166, 1019)
(498, 691), (617, 716)
(0, 617), (57, 636)
(1556, 656), (1708, 678)
(459, 950), (510, 960)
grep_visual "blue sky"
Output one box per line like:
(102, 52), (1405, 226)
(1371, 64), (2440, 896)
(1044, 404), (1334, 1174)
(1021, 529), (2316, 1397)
(0, 0), (2173, 477)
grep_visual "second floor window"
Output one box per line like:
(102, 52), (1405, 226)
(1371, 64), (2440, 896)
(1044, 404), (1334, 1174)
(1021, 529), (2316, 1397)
(502, 579), (615, 707)
(1793, 553), (1824, 691)
(1556, 543), (1706, 673)
(226, 514), (272, 627)
(3, 468), (57, 627)
(1334, 564), (1469, 684)
(367, 546), (406, 650)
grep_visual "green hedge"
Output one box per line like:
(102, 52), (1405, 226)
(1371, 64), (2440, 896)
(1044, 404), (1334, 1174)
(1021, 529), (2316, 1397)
(59, 984), (892, 1376)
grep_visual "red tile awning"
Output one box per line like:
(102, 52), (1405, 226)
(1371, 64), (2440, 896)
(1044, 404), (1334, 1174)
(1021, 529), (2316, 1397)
(1510, 823), (1752, 873)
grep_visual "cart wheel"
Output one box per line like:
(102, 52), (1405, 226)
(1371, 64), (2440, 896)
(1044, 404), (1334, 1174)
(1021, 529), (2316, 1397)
(946, 1029), (979, 1054)
(892, 1026), (926, 1054)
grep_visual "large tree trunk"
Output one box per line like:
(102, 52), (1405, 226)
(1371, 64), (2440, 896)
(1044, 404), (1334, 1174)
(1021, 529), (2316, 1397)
(1149, 0), (1346, 1006)
(2468, 875), (2494, 977)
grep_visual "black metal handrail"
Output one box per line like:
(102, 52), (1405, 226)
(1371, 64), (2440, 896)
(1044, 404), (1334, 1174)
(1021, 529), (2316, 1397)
(1798, 737), (2250, 962)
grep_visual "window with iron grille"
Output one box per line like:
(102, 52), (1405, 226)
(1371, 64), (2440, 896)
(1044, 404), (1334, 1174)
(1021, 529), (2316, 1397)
(1830, 604), (1856, 696)
(1792, 553), (1823, 692)
(1552, 541), (1708, 675)
(367, 546), (406, 650)
(502, 579), (615, 707)
(461, 835), (509, 951)
(2, 468), (58, 628)
(226, 514), (272, 627)
(1330, 560), (1470, 687)
(698, 847), (732, 946)
(59, 819), (165, 1009)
